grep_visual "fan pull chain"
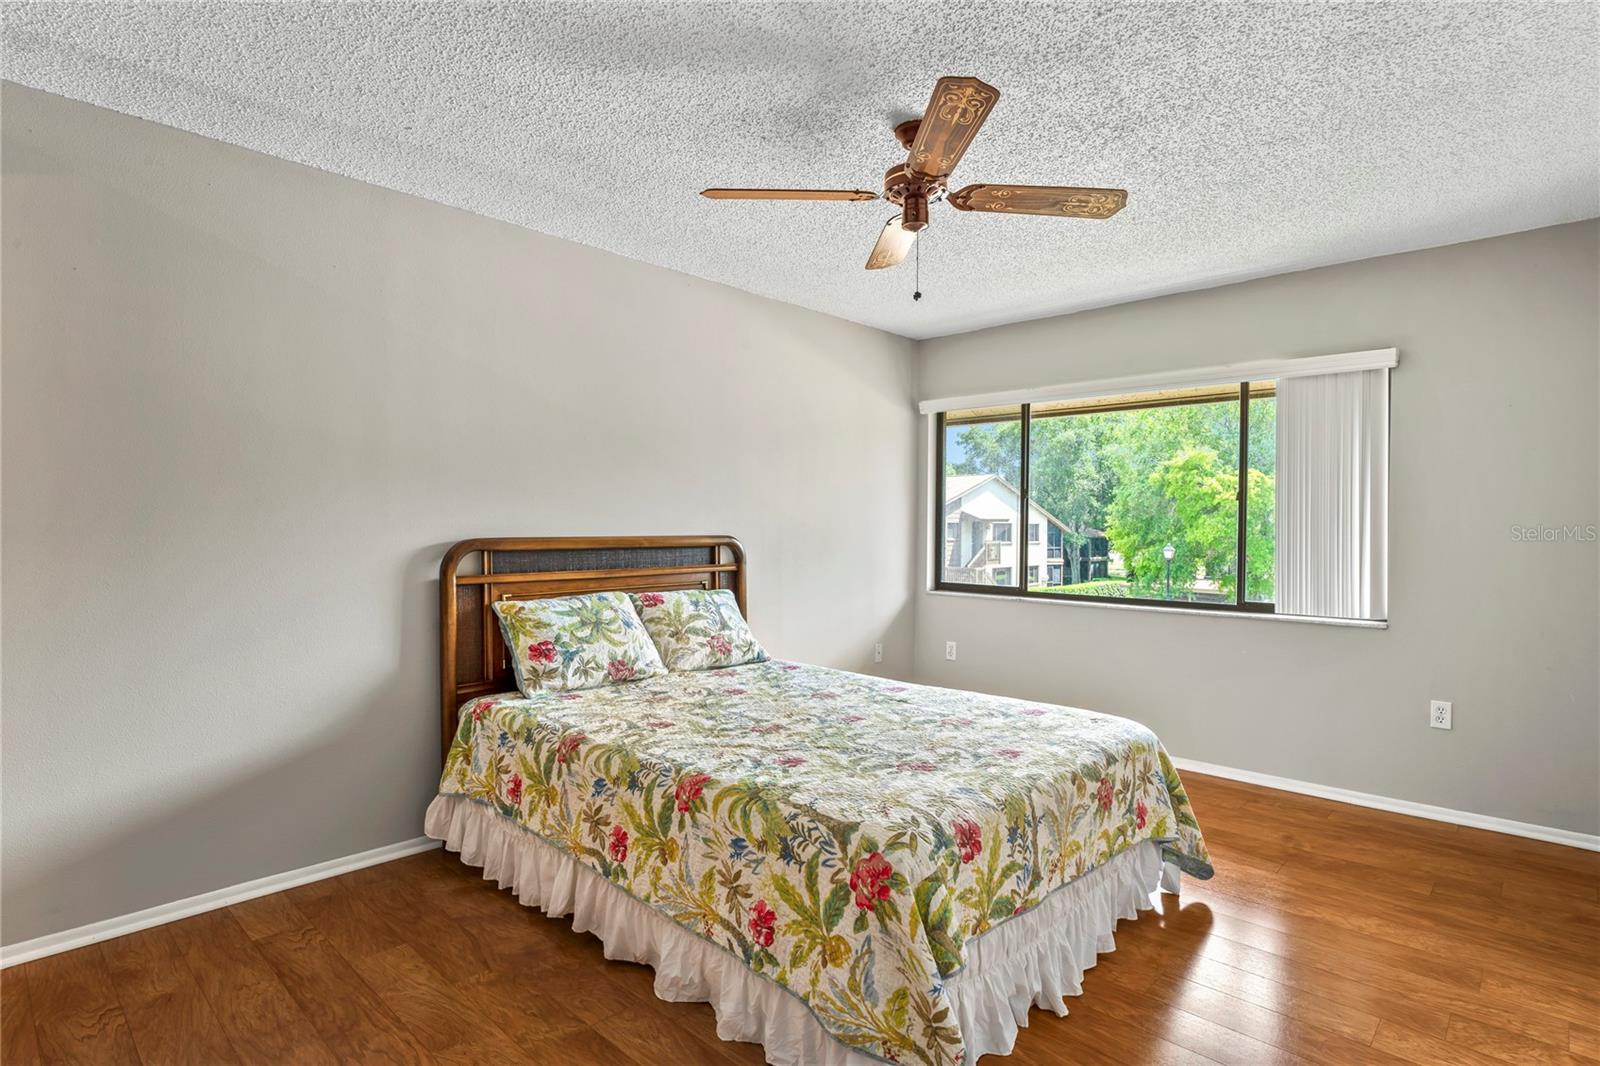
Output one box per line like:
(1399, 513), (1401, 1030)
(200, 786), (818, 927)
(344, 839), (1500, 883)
(913, 235), (922, 302)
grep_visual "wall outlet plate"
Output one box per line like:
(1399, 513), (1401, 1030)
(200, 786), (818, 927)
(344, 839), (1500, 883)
(1429, 700), (1452, 730)
(873, 642), (883, 664)
(945, 641), (958, 661)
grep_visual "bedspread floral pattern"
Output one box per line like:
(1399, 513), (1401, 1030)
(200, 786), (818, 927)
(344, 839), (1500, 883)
(631, 588), (768, 671)
(439, 660), (1211, 1065)
(492, 592), (665, 695)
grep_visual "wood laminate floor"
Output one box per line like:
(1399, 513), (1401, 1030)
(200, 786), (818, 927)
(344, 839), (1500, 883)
(3, 773), (1597, 1065)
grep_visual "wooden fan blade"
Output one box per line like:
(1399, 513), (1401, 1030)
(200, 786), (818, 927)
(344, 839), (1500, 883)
(906, 76), (1000, 180)
(701, 188), (878, 201)
(948, 184), (1128, 219)
(866, 218), (916, 270)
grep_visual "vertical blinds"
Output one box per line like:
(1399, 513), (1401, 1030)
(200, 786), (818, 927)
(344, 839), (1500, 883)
(1275, 368), (1389, 619)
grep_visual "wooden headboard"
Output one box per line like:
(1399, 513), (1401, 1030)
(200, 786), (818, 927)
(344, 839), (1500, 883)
(438, 535), (747, 761)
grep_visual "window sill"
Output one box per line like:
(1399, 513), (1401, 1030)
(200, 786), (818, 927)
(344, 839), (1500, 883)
(923, 588), (1389, 629)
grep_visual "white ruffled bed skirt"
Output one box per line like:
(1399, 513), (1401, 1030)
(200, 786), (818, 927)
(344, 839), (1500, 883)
(425, 794), (1169, 1066)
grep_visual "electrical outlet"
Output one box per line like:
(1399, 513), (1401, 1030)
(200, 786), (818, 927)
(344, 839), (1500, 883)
(1429, 700), (1452, 730)
(945, 641), (958, 661)
(873, 642), (883, 664)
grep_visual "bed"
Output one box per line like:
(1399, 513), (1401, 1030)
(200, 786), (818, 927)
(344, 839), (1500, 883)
(426, 536), (1212, 1066)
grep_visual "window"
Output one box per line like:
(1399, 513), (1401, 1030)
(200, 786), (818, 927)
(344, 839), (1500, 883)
(938, 405), (1021, 588)
(937, 384), (1279, 612)
(1245, 387), (1276, 603)
(934, 360), (1390, 620)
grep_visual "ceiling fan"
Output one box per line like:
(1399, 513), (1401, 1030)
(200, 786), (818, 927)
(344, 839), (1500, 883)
(702, 76), (1127, 271)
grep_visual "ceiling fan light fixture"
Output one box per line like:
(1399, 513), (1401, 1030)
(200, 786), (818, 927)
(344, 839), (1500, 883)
(902, 194), (929, 232)
(866, 216), (916, 270)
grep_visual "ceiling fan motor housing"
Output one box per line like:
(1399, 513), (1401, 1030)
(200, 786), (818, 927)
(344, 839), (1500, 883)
(882, 161), (941, 232)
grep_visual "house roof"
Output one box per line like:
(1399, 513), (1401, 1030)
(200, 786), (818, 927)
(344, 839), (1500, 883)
(945, 472), (1105, 538)
(944, 474), (995, 500)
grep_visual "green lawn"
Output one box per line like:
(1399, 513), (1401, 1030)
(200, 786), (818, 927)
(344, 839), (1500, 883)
(1030, 578), (1136, 597)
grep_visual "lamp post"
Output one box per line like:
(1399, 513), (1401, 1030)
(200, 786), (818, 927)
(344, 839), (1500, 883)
(1163, 543), (1175, 600)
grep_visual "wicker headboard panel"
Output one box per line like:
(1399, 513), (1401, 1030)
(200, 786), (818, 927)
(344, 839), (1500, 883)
(438, 536), (746, 761)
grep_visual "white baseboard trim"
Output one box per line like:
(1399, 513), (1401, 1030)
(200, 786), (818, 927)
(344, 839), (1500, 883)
(1172, 757), (1600, 853)
(0, 836), (440, 969)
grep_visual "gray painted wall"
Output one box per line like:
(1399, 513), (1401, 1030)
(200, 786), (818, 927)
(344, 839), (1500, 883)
(0, 85), (918, 944)
(914, 221), (1600, 835)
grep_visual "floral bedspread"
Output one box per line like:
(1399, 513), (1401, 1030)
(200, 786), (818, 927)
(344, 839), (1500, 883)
(438, 660), (1211, 1065)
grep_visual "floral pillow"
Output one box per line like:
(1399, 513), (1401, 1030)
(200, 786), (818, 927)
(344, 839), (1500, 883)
(493, 592), (666, 695)
(630, 588), (768, 671)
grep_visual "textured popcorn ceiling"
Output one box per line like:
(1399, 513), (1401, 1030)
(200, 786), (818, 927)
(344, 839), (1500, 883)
(4, 3), (1597, 339)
